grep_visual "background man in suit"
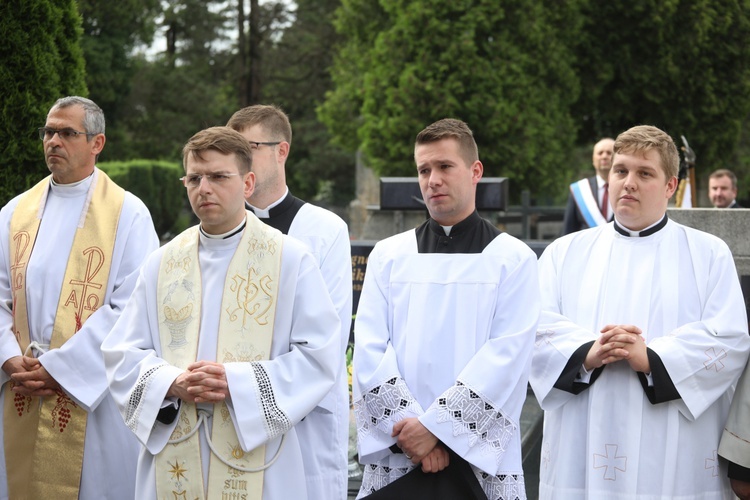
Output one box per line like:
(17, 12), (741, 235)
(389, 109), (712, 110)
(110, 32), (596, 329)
(562, 138), (615, 234)
(708, 169), (742, 208)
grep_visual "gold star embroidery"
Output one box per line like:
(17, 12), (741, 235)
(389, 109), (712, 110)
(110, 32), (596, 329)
(168, 460), (188, 481)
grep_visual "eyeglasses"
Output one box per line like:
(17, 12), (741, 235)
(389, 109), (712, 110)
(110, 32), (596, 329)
(247, 141), (280, 151)
(38, 127), (99, 141)
(180, 172), (242, 188)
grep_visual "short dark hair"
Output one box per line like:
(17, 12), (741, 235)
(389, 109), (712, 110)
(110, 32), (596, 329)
(415, 118), (479, 165)
(227, 104), (292, 145)
(182, 127), (253, 174)
(613, 125), (679, 179)
(709, 169), (738, 189)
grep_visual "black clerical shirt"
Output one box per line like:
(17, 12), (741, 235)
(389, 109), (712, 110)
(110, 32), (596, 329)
(415, 211), (500, 254)
(246, 191), (306, 235)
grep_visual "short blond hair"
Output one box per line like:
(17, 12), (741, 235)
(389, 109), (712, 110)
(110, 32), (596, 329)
(227, 104), (292, 144)
(182, 127), (253, 174)
(613, 125), (679, 179)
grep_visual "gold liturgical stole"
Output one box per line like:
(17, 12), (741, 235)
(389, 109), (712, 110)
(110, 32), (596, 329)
(3, 170), (124, 500)
(155, 212), (282, 500)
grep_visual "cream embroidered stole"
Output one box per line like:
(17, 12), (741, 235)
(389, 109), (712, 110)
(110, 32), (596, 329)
(156, 212), (282, 500)
(4, 170), (124, 500)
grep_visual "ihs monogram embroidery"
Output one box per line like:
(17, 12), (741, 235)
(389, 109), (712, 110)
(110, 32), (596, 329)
(226, 267), (275, 329)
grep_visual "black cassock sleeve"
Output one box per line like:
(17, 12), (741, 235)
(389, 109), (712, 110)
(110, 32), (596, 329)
(636, 348), (681, 404)
(553, 341), (605, 394)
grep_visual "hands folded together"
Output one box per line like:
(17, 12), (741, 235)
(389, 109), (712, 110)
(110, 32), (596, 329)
(392, 417), (450, 473)
(584, 324), (651, 373)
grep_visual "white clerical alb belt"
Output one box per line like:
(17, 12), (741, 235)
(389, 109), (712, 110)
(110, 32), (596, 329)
(613, 215), (668, 237)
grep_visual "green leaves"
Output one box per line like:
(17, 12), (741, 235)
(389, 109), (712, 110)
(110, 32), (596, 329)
(321, 0), (582, 201)
(0, 0), (88, 206)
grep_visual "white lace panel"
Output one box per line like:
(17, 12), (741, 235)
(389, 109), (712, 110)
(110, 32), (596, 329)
(475, 470), (527, 500)
(354, 376), (420, 438)
(435, 381), (517, 462)
(250, 362), (292, 440)
(126, 364), (167, 432)
(357, 463), (414, 499)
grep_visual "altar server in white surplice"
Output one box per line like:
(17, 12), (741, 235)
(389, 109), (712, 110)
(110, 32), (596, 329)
(102, 127), (339, 500)
(227, 104), (352, 500)
(353, 119), (540, 500)
(0, 96), (159, 500)
(531, 125), (750, 500)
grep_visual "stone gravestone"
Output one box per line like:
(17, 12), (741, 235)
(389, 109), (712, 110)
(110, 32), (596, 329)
(667, 208), (750, 324)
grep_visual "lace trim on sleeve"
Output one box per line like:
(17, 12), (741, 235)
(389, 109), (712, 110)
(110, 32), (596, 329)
(475, 470), (527, 500)
(354, 376), (420, 438)
(435, 381), (517, 461)
(250, 362), (292, 440)
(357, 463), (414, 499)
(126, 364), (167, 432)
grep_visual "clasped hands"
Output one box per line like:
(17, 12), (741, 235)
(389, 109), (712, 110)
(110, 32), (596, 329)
(584, 324), (650, 373)
(3, 355), (60, 397)
(167, 360), (230, 404)
(392, 417), (449, 473)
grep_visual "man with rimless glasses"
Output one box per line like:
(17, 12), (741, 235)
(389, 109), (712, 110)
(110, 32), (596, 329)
(103, 126), (340, 499)
(0, 96), (158, 499)
(228, 105), (352, 500)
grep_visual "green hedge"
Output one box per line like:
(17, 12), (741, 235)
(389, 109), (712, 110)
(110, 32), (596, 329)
(1, 0), (88, 207)
(98, 160), (186, 237)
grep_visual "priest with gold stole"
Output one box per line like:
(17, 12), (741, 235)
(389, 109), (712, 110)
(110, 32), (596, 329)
(102, 126), (340, 500)
(0, 96), (159, 499)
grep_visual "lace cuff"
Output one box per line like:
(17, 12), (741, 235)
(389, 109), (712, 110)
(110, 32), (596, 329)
(250, 362), (292, 440)
(358, 462), (414, 498)
(475, 470), (526, 500)
(126, 364), (168, 432)
(433, 381), (517, 462)
(354, 376), (421, 438)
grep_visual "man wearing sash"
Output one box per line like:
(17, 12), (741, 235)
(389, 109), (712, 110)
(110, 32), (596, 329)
(0, 96), (159, 499)
(530, 125), (750, 499)
(561, 138), (615, 235)
(227, 104), (352, 500)
(353, 119), (540, 499)
(103, 127), (340, 500)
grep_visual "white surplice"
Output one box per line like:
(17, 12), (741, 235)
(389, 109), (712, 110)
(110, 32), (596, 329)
(285, 203), (352, 500)
(0, 172), (159, 499)
(530, 219), (750, 500)
(353, 230), (540, 500)
(102, 221), (340, 500)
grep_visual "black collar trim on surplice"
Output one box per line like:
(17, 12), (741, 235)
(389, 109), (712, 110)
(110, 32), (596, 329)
(613, 214), (668, 238)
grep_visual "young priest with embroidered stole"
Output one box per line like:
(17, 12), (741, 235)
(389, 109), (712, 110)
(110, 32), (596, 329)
(531, 125), (750, 499)
(102, 126), (340, 500)
(0, 96), (159, 499)
(353, 118), (540, 499)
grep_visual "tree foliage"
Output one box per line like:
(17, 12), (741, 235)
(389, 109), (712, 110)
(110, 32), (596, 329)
(262, 0), (355, 204)
(321, 0), (583, 201)
(0, 0), (87, 206)
(114, 1), (238, 161)
(76, 0), (161, 160)
(573, 0), (750, 198)
(99, 159), (184, 236)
